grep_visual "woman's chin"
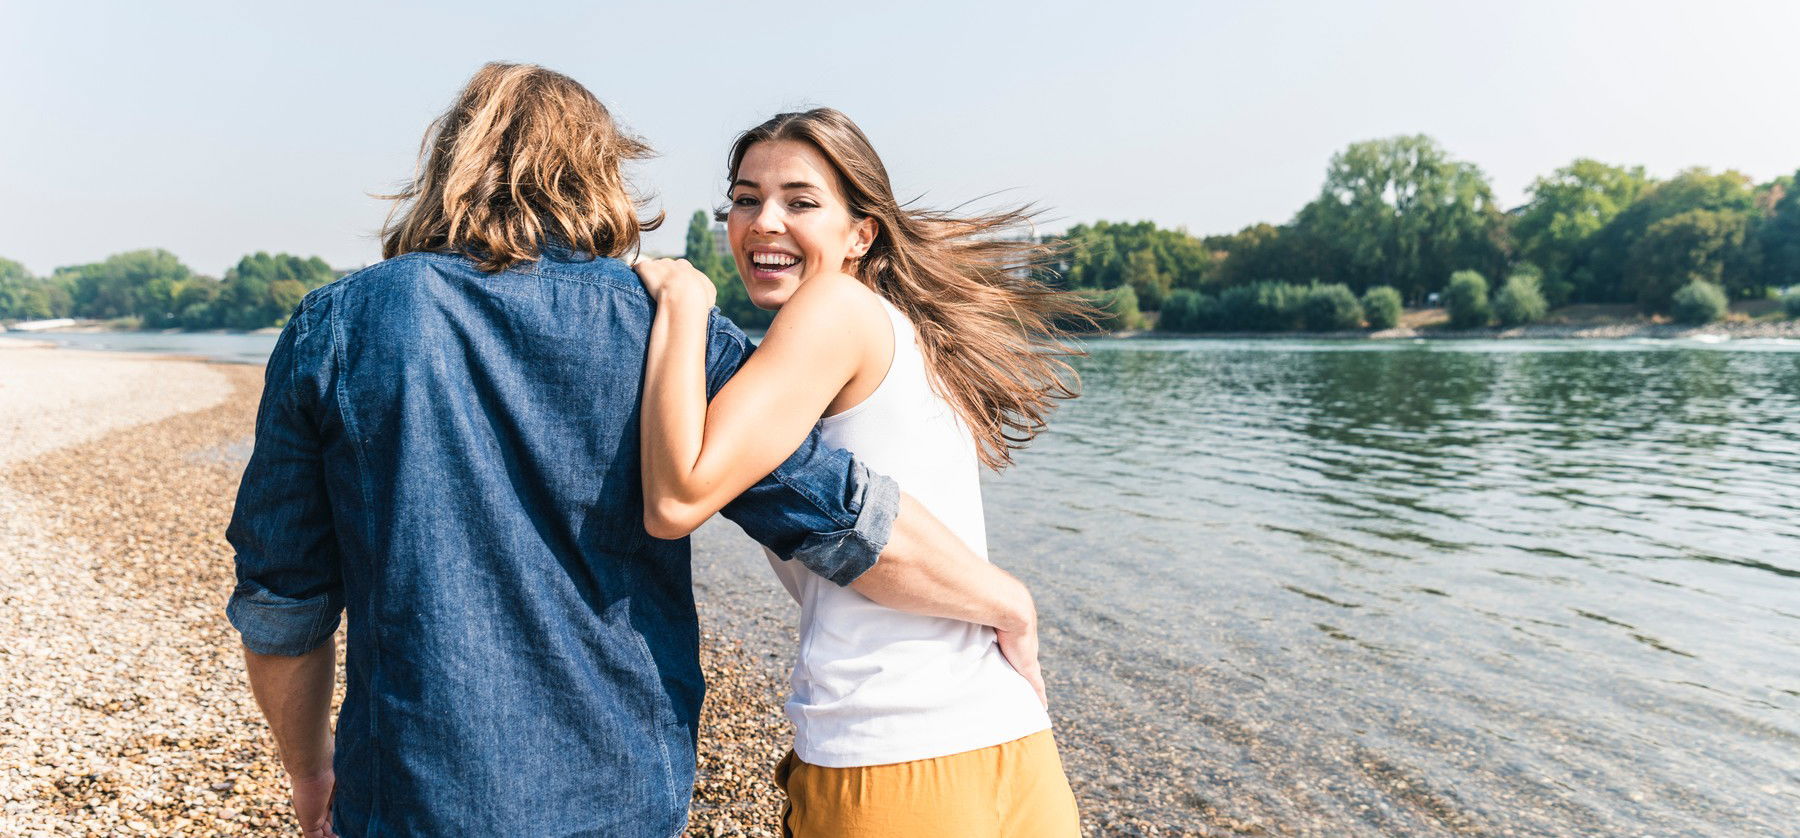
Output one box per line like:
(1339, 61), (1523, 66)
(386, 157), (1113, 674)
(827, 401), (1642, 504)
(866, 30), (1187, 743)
(747, 285), (796, 311)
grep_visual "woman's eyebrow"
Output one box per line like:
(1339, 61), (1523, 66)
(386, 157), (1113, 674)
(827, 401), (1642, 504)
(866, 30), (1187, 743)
(732, 178), (819, 191)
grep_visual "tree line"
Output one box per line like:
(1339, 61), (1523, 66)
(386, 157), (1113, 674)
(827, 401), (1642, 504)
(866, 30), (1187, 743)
(10, 136), (1799, 334)
(0, 250), (337, 330)
(1046, 135), (1800, 332)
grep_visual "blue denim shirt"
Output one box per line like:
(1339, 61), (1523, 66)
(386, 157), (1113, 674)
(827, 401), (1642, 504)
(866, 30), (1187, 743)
(224, 249), (898, 837)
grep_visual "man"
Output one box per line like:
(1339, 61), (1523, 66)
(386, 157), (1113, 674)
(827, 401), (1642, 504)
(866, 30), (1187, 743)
(226, 63), (1041, 837)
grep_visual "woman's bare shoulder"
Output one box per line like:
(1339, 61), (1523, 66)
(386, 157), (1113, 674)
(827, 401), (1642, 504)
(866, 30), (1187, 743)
(777, 272), (888, 331)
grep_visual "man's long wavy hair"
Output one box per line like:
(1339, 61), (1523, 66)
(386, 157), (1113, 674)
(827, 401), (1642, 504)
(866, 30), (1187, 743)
(382, 62), (661, 272)
(722, 109), (1094, 470)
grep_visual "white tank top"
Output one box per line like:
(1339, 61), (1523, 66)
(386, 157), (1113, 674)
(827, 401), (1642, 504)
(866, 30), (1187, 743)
(764, 296), (1052, 767)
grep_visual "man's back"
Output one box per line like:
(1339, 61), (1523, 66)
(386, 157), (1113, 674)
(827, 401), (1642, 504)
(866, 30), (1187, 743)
(227, 249), (892, 836)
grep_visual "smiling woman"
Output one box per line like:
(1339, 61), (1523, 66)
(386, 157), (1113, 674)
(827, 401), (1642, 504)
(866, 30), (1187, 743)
(633, 107), (1099, 838)
(717, 108), (1095, 470)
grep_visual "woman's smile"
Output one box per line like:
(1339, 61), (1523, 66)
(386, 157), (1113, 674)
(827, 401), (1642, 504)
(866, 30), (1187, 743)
(746, 247), (803, 282)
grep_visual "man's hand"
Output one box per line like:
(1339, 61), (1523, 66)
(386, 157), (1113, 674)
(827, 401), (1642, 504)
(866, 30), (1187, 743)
(291, 767), (338, 837)
(996, 615), (1048, 709)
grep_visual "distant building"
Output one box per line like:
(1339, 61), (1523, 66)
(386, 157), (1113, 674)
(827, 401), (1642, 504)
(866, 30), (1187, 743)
(711, 223), (730, 258)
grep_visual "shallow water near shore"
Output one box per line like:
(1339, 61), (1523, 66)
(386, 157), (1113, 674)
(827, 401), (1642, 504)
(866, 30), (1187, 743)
(22, 331), (277, 364)
(980, 337), (1800, 834)
(45, 332), (1800, 834)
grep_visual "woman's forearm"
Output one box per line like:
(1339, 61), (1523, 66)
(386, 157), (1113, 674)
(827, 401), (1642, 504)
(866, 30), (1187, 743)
(640, 287), (716, 538)
(850, 493), (1036, 632)
(634, 261), (872, 540)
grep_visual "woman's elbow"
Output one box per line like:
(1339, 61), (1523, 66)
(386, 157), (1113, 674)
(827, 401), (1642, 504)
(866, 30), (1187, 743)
(644, 498), (705, 540)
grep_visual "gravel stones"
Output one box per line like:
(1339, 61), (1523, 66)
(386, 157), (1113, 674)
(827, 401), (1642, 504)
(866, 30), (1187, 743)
(2, 358), (291, 836)
(0, 347), (1205, 836)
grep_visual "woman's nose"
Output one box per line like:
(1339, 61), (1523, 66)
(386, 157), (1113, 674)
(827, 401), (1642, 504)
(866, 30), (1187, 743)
(752, 203), (785, 235)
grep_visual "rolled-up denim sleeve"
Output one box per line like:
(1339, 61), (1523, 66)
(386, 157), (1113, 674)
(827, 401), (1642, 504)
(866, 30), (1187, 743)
(224, 303), (343, 655)
(705, 315), (900, 586)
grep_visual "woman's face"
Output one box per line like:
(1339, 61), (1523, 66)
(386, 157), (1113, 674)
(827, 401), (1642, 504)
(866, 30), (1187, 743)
(726, 139), (876, 310)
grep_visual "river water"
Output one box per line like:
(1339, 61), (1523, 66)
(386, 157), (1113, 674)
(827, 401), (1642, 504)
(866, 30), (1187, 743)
(977, 337), (1800, 835)
(32, 331), (1800, 834)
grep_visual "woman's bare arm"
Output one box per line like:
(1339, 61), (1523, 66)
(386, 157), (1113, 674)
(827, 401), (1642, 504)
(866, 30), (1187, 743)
(637, 259), (880, 538)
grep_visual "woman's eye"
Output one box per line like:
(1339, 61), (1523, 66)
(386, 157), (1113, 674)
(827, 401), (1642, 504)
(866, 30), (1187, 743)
(732, 195), (758, 207)
(791, 200), (818, 210)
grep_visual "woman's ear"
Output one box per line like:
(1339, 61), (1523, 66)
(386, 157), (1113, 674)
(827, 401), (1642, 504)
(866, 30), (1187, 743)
(850, 216), (878, 259)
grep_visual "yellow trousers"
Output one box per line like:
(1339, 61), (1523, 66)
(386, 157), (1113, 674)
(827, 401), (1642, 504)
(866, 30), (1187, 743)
(774, 730), (1080, 838)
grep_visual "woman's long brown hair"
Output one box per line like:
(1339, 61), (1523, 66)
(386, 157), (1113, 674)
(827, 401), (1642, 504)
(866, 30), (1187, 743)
(382, 62), (662, 272)
(722, 109), (1094, 470)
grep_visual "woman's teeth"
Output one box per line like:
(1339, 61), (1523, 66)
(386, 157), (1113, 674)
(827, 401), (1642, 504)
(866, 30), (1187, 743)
(751, 253), (799, 268)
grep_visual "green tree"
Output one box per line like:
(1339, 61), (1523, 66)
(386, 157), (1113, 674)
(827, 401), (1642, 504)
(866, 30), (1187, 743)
(1217, 281), (1306, 332)
(1781, 289), (1800, 319)
(1051, 220), (1214, 294)
(58, 249), (193, 321)
(1588, 168), (1757, 303)
(1300, 283), (1363, 331)
(0, 258), (39, 320)
(1206, 222), (1330, 289)
(682, 209), (721, 275)
(1157, 289), (1218, 332)
(1122, 248), (1169, 311)
(1443, 270), (1491, 328)
(1626, 209), (1749, 313)
(1493, 273), (1549, 326)
(1082, 285), (1145, 332)
(1761, 170), (1800, 294)
(1670, 280), (1728, 324)
(218, 252), (335, 329)
(174, 278), (222, 329)
(1360, 286), (1403, 329)
(1292, 135), (1505, 302)
(1513, 159), (1650, 304)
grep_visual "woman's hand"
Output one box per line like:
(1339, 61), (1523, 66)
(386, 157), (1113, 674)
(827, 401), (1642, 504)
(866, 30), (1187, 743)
(633, 258), (717, 309)
(995, 611), (1048, 709)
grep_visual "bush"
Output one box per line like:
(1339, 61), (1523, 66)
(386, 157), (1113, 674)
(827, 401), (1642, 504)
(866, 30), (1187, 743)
(1493, 273), (1549, 327)
(1361, 286), (1403, 329)
(1158, 289), (1220, 332)
(1670, 280), (1728, 325)
(1300, 283), (1363, 332)
(1084, 285), (1146, 332)
(1443, 270), (1491, 329)
(1218, 281), (1306, 332)
(1783, 290), (1800, 319)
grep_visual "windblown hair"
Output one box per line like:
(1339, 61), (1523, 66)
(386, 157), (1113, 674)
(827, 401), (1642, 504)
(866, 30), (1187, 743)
(721, 109), (1095, 470)
(382, 62), (662, 272)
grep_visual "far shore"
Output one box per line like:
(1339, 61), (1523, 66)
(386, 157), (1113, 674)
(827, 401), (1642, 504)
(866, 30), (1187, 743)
(1132, 319), (1800, 342)
(1113, 302), (1800, 342)
(13, 305), (1799, 345)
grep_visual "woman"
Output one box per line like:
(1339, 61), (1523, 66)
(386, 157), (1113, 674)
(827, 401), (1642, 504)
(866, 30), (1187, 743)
(633, 109), (1089, 837)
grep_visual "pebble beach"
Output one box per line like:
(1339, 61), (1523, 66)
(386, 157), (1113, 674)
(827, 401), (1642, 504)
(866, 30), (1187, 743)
(0, 343), (786, 837)
(0, 340), (1191, 837)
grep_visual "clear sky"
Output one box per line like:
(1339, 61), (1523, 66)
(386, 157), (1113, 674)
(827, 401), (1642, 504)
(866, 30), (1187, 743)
(3, 0), (1796, 277)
